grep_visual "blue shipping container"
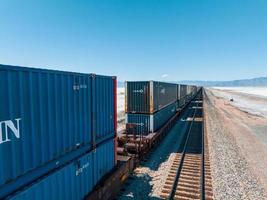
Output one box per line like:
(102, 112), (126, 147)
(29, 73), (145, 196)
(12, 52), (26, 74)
(7, 138), (115, 200)
(0, 65), (116, 197)
(126, 102), (177, 135)
(92, 75), (116, 145)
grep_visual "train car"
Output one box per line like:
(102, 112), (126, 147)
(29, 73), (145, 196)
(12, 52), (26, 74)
(192, 85), (197, 96)
(6, 138), (115, 200)
(178, 84), (187, 108)
(0, 64), (117, 199)
(125, 101), (177, 135)
(125, 81), (177, 114)
(186, 85), (195, 102)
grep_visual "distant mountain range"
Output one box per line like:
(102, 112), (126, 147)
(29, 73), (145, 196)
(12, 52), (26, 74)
(117, 77), (267, 87)
(178, 77), (267, 87)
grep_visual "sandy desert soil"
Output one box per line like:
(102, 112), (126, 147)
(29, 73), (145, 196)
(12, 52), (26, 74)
(205, 88), (267, 200)
(117, 87), (125, 132)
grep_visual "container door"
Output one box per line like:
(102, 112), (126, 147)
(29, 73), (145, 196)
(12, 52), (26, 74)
(91, 75), (116, 146)
(126, 82), (150, 113)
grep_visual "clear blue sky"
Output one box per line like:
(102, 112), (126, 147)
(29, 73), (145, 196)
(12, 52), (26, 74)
(0, 0), (266, 81)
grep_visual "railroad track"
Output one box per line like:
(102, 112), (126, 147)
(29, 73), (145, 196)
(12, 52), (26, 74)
(161, 92), (213, 200)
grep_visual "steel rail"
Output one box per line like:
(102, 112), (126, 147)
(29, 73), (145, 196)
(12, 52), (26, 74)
(168, 91), (202, 200)
(201, 89), (205, 200)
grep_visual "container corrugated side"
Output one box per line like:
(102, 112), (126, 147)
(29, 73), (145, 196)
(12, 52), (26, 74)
(179, 84), (187, 99)
(125, 81), (150, 114)
(186, 85), (193, 95)
(0, 65), (92, 189)
(156, 82), (177, 111)
(7, 138), (115, 200)
(0, 65), (117, 198)
(126, 102), (177, 135)
(187, 85), (197, 101)
(126, 114), (150, 135)
(192, 86), (197, 95)
(176, 84), (180, 100)
(92, 138), (116, 183)
(152, 102), (176, 132)
(126, 81), (177, 114)
(92, 75), (116, 146)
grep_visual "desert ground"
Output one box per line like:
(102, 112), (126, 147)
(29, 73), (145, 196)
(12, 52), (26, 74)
(117, 87), (125, 132)
(205, 87), (267, 199)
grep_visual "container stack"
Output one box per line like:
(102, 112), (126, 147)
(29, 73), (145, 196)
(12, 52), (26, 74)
(125, 81), (178, 135)
(178, 84), (187, 107)
(186, 85), (198, 101)
(0, 65), (117, 200)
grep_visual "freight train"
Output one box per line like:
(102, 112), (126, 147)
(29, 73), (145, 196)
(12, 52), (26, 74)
(125, 81), (198, 135)
(0, 64), (199, 200)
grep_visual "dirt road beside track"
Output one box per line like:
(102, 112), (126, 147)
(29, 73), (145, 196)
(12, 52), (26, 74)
(205, 88), (267, 200)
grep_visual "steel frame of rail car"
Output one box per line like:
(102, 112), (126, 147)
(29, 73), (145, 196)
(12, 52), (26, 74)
(166, 89), (205, 200)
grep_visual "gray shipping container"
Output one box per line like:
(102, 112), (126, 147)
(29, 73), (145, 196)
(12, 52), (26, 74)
(186, 85), (194, 95)
(176, 84), (180, 100)
(125, 81), (177, 114)
(194, 85), (197, 93)
(179, 84), (187, 99)
(186, 85), (197, 102)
